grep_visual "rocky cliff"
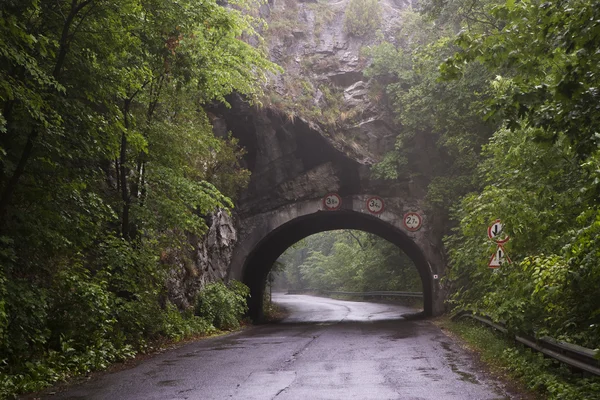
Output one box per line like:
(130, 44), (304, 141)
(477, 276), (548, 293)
(168, 0), (442, 308)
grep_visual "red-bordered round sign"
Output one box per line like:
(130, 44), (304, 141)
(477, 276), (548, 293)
(366, 196), (384, 214)
(403, 212), (423, 232)
(487, 219), (510, 244)
(322, 193), (342, 211)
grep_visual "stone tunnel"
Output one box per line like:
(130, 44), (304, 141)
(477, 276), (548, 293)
(210, 96), (447, 320)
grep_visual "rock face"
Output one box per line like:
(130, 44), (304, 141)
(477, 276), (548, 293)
(167, 0), (447, 316)
(263, 0), (409, 164)
(166, 210), (238, 309)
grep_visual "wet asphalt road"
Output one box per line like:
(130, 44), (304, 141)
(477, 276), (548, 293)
(41, 294), (514, 400)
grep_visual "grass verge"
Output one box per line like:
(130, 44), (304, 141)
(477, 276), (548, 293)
(20, 324), (250, 400)
(435, 316), (600, 400)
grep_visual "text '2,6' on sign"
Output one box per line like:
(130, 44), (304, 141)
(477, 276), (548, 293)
(366, 196), (384, 214)
(403, 212), (422, 232)
(322, 193), (342, 211)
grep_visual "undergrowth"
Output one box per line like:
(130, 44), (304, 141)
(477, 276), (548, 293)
(1, 280), (249, 399)
(443, 318), (600, 400)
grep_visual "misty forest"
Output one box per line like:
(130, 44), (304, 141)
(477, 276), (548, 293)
(1, 0), (600, 398)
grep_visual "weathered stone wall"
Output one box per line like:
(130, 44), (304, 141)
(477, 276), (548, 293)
(229, 196), (446, 317)
(165, 210), (238, 309)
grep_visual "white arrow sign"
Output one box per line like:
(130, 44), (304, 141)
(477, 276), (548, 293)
(488, 219), (510, 244)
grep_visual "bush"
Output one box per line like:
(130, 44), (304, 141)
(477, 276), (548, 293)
(344, 0), (381, 37)
(195, 281), (250, 330)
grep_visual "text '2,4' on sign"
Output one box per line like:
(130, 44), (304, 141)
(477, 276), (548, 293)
(322, 193), (342, 211)
(366, 196), (384, 214)
(403, 212), (422, 231)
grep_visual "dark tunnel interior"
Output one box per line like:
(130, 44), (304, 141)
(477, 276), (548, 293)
(241, 210), (433, 321)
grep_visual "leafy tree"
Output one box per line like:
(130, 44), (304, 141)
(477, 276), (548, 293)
(441, 0), (600, 160)
(0, 0), (277, 396)
(276, 230), (421, 293)
(438, 0), (600, 348)
(364, 10), (497, 225)
(364, 0), (600, 354)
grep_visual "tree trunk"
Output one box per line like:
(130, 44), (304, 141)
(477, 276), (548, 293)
(120, 100), (131, 240)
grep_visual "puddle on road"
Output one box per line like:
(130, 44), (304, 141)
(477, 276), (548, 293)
(440, 341), (455, 353)
(209, 346), (248, 351)
(440, 341), (481, 385)
(389, 332), (414, 340)
(178, 352), (201, 358)
(145, 370), (159, 378)
(157, 379), (181, 387)
(448, 362), (480, 384)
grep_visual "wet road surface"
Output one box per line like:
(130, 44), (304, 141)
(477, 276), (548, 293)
(40, 294), (513, 400)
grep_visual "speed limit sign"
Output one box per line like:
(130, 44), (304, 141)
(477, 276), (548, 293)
(366, 196), (384, 214)
(403, 212), (422, 231)
(322, 193), (342, 211)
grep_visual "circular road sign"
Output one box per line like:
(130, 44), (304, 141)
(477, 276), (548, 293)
(403, 212), (423, 232)
(366, 196), (384, 214)
(322, 193), (342, 211)
(487, 219), (510, 244)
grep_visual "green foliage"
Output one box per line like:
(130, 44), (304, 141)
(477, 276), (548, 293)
(445, 125), (600, 347)
(442, 0), (600, 160)
(448, 319), (600, 400)
(364, 11), (496, 221)
(0, 0), (275, 397)
(365, 0), (600, 357)
(344, 0), (382, 37)
(276, 230), (421, 293)
(430, 0), (600, 350)
(195, 281), (250, 330)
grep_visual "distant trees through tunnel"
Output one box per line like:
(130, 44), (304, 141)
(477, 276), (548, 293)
(238, 209), (436, 321)
(271, 230), (422, 297)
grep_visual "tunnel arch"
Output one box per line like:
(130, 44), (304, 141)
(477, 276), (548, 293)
(234, 207), (436, 321)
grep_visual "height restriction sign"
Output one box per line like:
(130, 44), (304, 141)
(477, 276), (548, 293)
(403, 212), (422, 231)
(366, 196), (384, 214)
(322, 193), (342, 211)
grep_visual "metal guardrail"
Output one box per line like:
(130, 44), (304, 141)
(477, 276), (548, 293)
(324, 290), (423, 298)
(285, 289), (423, 298)
(453, 311), (600, 377)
